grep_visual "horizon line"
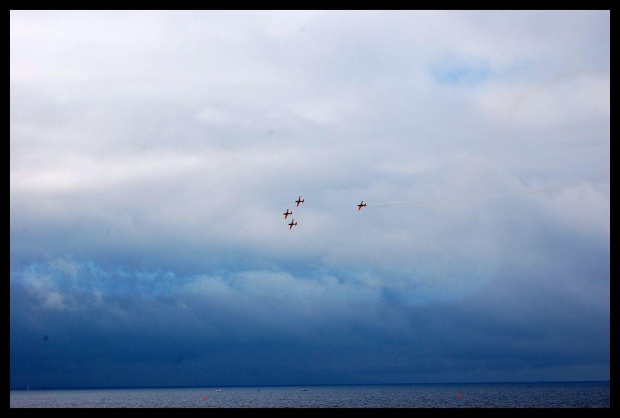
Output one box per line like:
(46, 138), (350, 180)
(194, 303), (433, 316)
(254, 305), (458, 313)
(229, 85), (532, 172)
(10, 379), (610, 392)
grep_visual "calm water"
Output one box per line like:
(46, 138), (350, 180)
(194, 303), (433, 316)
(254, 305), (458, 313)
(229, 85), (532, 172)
(10, 381), (609, 408)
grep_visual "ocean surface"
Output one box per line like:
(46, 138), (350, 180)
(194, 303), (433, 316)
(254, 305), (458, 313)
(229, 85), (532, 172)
(10, 381), (610, 408)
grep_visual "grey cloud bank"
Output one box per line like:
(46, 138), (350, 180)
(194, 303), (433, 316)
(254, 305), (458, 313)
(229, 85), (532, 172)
(10, 10), (609, 389)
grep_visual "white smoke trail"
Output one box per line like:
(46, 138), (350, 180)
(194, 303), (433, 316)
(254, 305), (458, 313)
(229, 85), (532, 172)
(367, 176), (608, 207)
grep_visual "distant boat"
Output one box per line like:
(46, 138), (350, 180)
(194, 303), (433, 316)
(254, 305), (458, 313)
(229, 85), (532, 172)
(301, 389), (308, 391)
(216, 389), (222, 392)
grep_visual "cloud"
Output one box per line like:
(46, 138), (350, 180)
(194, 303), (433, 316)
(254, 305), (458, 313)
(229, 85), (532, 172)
(10, 10), (609, 389)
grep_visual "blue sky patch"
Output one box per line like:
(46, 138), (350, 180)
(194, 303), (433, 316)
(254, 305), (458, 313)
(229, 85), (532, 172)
(431, 56), (491, 86)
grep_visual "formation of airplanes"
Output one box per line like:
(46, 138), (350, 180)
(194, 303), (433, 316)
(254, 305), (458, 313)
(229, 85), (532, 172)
(282, 196), (304, 230)
(283, 196), (367, 230)
(282, 197), (304, 230)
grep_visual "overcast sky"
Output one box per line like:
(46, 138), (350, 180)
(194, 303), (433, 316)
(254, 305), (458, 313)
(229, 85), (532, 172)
(10, 10), (609, 390)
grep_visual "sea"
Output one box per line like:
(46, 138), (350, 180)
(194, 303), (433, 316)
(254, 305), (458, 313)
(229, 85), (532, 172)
(9, 381), (610, 408)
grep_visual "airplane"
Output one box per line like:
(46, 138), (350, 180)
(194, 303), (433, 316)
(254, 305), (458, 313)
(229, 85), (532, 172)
(283, 209), (292, 219)
(295, 196), (305, 207)
(357, 201), (367, 211)
(288, 219), (298, 230)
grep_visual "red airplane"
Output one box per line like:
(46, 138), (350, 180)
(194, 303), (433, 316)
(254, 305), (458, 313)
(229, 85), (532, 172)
(283, 209), (292, 219)
(288, 219), (298, 230)
(295, 196), (305, 207)
(357, 201), (367, 211)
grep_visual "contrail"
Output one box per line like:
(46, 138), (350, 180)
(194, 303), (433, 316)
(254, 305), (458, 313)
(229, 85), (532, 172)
(367, 176), (608, 207)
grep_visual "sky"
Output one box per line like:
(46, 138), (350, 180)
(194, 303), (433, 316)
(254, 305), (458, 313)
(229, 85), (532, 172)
(10, 10), (610, 390)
